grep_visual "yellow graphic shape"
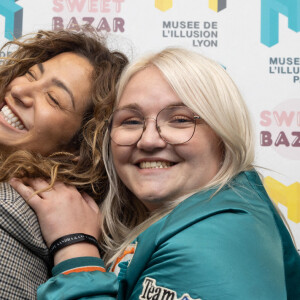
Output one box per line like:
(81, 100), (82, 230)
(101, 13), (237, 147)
(155, 0), (173, 12)
(209, 0), (226, 12)
(264, 177), (300, 223)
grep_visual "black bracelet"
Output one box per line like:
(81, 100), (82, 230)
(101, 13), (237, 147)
(49, 233), (101, 257)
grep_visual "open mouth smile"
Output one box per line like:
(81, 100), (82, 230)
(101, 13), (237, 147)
(139, 161), (176, 169)
(0, 105), (25, 130)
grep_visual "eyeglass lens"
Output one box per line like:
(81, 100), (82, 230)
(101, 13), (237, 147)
(110, 106), (197, 146)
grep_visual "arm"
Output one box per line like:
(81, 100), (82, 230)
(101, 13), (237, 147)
(37, 257), (118, 299)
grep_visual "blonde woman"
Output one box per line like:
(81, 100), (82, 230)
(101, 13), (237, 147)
(0, 28), (127, 299)
(12, 48), (300, 299)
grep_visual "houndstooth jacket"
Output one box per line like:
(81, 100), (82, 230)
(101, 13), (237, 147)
(0, 182), (51, 300)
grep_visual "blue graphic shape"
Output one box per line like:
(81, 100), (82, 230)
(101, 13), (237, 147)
(0, 0), (23, 40)
(261, 0), (300, 47)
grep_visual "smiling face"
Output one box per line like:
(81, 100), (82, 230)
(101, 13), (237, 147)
(111, 66), (223, 211)
(0, 52), (93, 155)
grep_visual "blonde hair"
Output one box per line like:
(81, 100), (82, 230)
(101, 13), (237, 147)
(0, 28), (128, 199)
(100, 48), (255, 264)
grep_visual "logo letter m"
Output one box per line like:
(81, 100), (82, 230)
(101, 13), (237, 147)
(0, 0), (23, 40)
(261, 0), (300, 47)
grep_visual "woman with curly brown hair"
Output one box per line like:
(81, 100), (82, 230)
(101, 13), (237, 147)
(0, 28), (127, 299)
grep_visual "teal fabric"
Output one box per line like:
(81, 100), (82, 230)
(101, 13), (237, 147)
(52, 256), (106, 276)
(38, 257), (118, 299)
(37, 171), (300, 299)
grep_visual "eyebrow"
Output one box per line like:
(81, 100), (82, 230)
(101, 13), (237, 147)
(117, 102), (185, 111)
(117, 103), (141, 111)
(38, 63), (76, 109)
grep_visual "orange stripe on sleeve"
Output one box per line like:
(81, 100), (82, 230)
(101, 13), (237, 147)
(63, 266), (106, 275)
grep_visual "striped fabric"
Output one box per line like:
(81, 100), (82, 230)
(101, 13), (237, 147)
(0, 182), (51, 300)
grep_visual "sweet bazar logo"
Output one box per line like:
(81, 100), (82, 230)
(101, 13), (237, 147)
(155, 0), (226, 12)
(0, 0), (23, 40)
(261, 0), (300, 47)
(52, 0), (125, 32)
(259, 98), (300, 159)
(264, 177), (300, 224)
(260, 98), (300, 225)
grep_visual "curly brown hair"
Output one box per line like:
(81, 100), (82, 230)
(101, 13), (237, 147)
(0, 28), (128, 201)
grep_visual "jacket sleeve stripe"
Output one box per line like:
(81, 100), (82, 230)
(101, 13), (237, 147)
(62, 266), (106, 275)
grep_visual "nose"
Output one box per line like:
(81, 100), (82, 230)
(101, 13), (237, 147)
(10, 79), (35, 107)
(136, 118), (167, 151)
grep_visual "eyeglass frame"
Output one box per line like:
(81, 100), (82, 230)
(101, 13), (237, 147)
(105, 105), (201, 146)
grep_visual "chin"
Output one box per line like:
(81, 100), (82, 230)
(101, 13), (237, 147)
(138, 193), (169, 212)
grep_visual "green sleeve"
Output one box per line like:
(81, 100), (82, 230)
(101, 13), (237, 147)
(37, 257), (118, 300)
(130, 211), (287, 300)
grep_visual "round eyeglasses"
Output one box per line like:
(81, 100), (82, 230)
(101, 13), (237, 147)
(107, 105), (201, 146)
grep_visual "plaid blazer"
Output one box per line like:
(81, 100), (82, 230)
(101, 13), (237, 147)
(0, 182), (51, 300)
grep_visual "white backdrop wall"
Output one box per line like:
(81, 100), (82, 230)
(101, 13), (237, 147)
(1, 0), (299, 247)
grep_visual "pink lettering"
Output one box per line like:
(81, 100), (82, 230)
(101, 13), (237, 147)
(67, 16), (80, 30)
(53, 0), (64, 12)
(52, 17), (64, 30)
(66, 0), (86, 12)
(260, 111), (271, 126)
(89, 0), (98, 12)
(101, 0), (111, 12)
(52, 16), (124, 32)
(275, 131), (290, 147)
(113, 0), (124, 12)
(113, 17), (125, 32)
(273, 111), (295, 127)
(291, 132), (300, 147)
(83, 17), (94, 25)
(97, 18), (110, 31)
(260, 131), (272, 146)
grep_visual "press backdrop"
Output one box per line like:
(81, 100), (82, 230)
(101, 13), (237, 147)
(1, 0), (299, 247)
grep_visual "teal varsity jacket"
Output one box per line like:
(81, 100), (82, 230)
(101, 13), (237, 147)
(37, 171), (300, 300)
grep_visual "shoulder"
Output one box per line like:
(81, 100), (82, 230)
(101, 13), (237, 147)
(0, 182), (17, 199)
(0, 181), (36, 222)
(157, 171), (277, 242)
(0, 182), (48, 256)
(136, 171), (280, 255)
(132, 205), (286, 300)
(148, 171), (286, 281)
(146, 185), (286, 299)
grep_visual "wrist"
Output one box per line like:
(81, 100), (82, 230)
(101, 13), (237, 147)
(49, 233), (102, 265)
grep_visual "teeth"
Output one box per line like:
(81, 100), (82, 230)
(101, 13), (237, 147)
(139, 161), (173, 169)
(0, 105), (25, 130)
